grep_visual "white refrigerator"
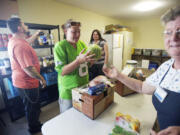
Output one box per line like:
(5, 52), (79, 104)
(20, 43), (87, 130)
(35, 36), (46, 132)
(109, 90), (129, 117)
(103, 31), (133, 72)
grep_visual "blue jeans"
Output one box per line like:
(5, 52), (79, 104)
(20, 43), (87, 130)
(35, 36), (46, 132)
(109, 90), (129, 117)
(14, 87), (41, 131)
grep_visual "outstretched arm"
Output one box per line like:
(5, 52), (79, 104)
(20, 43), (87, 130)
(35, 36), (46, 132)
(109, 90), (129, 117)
(103, 66), (156, 95)
(26, 30), (41, 44)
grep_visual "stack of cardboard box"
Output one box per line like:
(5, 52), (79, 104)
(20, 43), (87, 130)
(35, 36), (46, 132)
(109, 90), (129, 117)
(104, 24), (131, 34)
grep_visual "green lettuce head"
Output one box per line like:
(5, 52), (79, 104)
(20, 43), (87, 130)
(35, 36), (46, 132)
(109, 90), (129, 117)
(88, 44), (102, 60)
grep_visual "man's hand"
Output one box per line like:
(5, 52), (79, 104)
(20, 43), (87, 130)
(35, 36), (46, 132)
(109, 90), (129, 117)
(35, 30), (42, 36)
(150, 126), (180, 135)
(26, 30), (42, 44)
(40, 77), (46, 89)
(76, 49), (95, 64)
(103, 65), (119, 79)
(102, 64), (108, 73)
(24, 66), (46, 88)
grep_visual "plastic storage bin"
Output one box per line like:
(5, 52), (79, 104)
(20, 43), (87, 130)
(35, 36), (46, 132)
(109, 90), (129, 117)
(134, 48), (142, 55)
(162, 50), (168, 57)
(143, 49), (151, 56)
(148, 62), (159, 70)
(152, 49), (161, 56)
(42, 71), (57, 86)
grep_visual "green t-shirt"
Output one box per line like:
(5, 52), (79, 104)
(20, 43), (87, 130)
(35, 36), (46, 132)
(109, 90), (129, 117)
(54, 40), (89, 99)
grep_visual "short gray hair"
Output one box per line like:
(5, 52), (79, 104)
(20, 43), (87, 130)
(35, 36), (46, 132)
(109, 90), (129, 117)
(161, 6), (180, 25)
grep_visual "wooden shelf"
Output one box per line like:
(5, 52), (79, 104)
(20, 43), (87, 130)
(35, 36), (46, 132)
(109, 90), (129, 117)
(132, 53), (170, 68)
(0, 45), (55, 51)
(0, 20), (59, 30)
(132, 54), (162, 58)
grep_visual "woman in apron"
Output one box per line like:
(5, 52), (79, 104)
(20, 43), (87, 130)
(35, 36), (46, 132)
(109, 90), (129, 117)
(103, 6), (180, 135)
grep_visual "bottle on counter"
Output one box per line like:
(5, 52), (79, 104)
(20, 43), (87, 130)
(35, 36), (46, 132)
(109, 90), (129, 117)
(45, 56), (50, 66)
(3, 58), (11, 68)
(38, 32), (44, 45)
(47, 34), (50, 45)
(50, 55), (54, 66)
(42, 57), (48, 67)
(39, 57), (43, 68)
(0, 58), (9, 75)
(50, 33), (55, 45)
(38, 32), (48, 45)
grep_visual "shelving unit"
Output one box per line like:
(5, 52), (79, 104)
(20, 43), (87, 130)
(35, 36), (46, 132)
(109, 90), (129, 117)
(0, 20), (60, 121)
(0, 19), (60, 53)
(131, 49), (170, 68)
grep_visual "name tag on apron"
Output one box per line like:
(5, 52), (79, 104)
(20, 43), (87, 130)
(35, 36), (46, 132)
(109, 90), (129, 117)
(154, 87), (168, 103)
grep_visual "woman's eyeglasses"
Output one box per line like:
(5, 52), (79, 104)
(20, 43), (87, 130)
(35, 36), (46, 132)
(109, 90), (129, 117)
(163, 29), (180, 38)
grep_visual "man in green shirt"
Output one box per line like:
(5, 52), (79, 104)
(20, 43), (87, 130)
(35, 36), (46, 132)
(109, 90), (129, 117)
(54, 20), (94, 113)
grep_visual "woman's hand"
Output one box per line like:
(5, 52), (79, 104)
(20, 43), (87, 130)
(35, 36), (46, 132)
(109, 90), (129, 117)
(150, 129), (158, 135)
(151, 126), (180, 135)
(103, 65), (119, 79)
(102, 64), (108, 73)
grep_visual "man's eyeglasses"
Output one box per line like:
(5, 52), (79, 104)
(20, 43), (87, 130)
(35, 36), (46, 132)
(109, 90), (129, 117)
(163, 29), (180, 38)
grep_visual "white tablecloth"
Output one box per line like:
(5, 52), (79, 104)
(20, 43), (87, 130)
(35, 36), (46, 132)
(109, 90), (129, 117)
(42, 93), (156, 135)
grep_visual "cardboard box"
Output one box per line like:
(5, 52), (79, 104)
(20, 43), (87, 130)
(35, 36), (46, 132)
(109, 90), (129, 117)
(115, 68), (154, 96)
(82, 90), (114, 119)
(104, 90), (114, 109)
(115, 81), (136, 96)
(72, 86), (114, 119)
(105, 24), (115, 31)
(82, 93), (105, 119)
(72, 85), (88, 112)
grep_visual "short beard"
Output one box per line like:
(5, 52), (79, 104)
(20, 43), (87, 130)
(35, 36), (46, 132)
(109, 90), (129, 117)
(25, 31), (30, 37)
(21, 27), (30, 37)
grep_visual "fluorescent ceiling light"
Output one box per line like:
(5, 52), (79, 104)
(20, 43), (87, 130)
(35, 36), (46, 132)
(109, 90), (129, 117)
(133, 1), (163, 12)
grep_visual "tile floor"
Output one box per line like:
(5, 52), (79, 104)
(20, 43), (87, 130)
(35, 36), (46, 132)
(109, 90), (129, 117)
(0, 101), (59, 135)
